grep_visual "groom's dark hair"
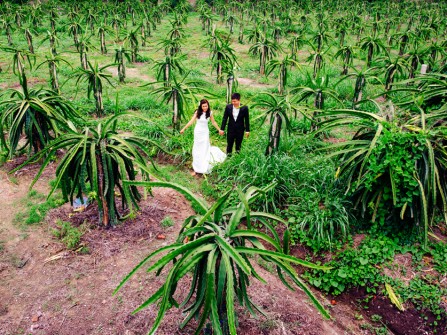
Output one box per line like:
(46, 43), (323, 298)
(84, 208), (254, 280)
(231, 93), (241, 100)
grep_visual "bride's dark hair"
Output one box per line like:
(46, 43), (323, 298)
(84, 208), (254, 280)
(196, 99), (211, 119)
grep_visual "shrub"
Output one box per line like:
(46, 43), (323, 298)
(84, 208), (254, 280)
(0, 73), (81, 158)
(306, 235), (401, 295)
(317, 107), (447, 247)
(12, 113), (160, 227)
(286, 188), (352, 251)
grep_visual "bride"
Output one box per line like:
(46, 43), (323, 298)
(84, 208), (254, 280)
(180, 99), (226, 175)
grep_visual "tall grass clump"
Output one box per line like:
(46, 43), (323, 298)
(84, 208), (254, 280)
(208, 134), (353, 250)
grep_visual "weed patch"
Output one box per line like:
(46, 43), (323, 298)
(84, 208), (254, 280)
(160, 216), (174, 228)
(52, 220), (85, 251)
(14, 191), (65, 226)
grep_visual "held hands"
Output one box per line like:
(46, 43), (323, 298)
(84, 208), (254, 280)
(219, 130), (225, 136)
(245, 132), (250, 138)
(180, 129), (185, 134)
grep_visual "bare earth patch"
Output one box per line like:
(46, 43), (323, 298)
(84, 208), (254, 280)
(383, 253), (415, 284)
(106, 66), (154, 83)
(336, 287), (447, 335)
(238, 77), (274, 89)
(233, 44), (251, 54)
(0, 161), (361, 335)
(2, 157), (446, 334)
(0, 77), (48, 90)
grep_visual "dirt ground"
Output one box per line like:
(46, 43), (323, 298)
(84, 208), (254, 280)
(0, 159), (379, 335)
(1, 157), (446, 335)
(106, 65), (155, 83)
(3, 158), (442, 335)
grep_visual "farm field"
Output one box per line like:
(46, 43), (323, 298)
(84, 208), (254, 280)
(1, 0), (447, 334)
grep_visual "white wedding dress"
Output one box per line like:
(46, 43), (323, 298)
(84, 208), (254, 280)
(192, 112), (226, 174)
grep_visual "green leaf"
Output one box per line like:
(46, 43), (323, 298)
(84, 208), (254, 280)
(337, 269), (347, 278)
(222, 252), (237, 335)
(146, 234), (216, 274)
(359, 257), (369, 265)
(230, 230), (281, 251)
(236, 247), (331, 270)
(216, 236), (251, 275)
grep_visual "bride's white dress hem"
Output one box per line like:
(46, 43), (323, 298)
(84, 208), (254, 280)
(192, 112), (226, 174)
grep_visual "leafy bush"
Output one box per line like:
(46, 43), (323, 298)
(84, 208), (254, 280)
(430, 241), (447, 274)
(396, 277), (447, 320)
(0, 75), (80, 158)
(282, 139), (353, 249)
(286, 189), (352, 251)
(208, 135), (306, 209)
(207, 133), (353, 249)
(317, 107), (447, 247)
(13, 113), (158, 227)
(306, 235), (401, 295)
(210, 149), (298, 211)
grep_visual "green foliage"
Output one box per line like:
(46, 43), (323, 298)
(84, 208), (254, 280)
(73, 61), (115, 117)
(396, 276), (447, 320)
(160, 215), (174, 228)
(292, 72), (342, 111)
(116, 182), (331, 334)
(282, 139), (352, 250)
(143, 72), (210, 132)
(359, 322), (389, 335)
(210, 34), (237, 84)
(3, 2), (447, 330)
(207, 133), (354, 250)
(0, 149), (8, 165)
(307, 234), (447, 318)
(12, 113), (158, 227)
(252, 93), (297, 155)
(209, 147), (297, 211)
(286, 188), (351, 251)
(306, 236), (401, 295)
(52, 219), (83, 250)
(0, 72), (80, 158)
(153, 53), (186, 84)
(430, 241), (447, 274)
(14, 191), (65, 226)
(364, 129), (426, 222)
(317, 107), (447, 247)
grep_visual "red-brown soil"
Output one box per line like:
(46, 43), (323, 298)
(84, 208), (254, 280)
(1, 157), (437, 335)
(0, 158), (368, 335)
(336, 287), (447, 335)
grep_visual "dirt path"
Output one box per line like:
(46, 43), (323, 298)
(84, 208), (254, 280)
(0, 164), (365, 335)
(106, 65), (155, 83)
(238, 77), (274, 89)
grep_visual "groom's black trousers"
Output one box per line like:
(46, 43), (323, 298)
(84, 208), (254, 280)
(226, 131), (244, 154)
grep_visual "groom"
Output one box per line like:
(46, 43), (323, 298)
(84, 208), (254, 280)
(219, 93), (250, 154)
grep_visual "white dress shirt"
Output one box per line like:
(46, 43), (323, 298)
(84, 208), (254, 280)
(232, 106), (240, 121)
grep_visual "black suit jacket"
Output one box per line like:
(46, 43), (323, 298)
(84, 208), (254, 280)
(220, 104), (250, 134)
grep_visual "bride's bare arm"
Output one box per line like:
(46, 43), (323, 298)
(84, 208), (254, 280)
(180, 112), (197, 134)
(210, 114), (221, 132)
